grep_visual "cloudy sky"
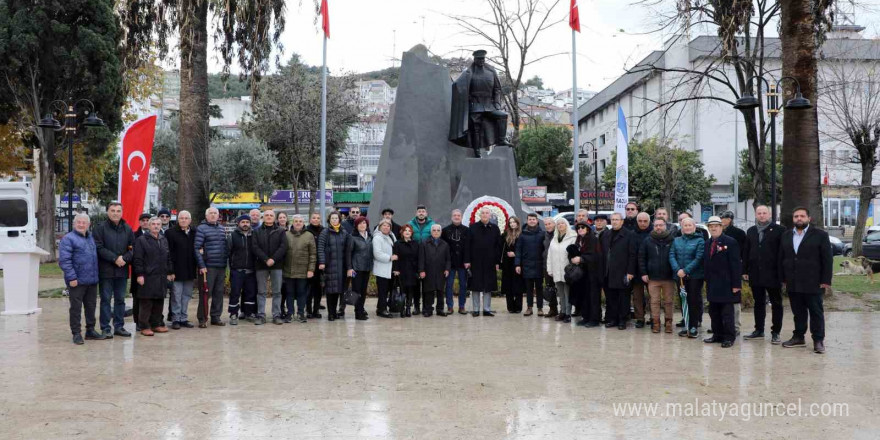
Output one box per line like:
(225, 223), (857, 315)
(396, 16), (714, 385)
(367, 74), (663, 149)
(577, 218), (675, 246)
(204, 0), (879, 94)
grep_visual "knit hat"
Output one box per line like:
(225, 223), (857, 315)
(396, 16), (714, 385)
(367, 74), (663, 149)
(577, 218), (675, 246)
(158, 207), (171, 217)
(236, 214), (250, 224)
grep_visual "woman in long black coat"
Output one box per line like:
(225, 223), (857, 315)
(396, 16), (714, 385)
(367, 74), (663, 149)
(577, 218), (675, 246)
(500, 216), (525, 313)
(393, 224), (419, 317)
(468, 208), (502, 316)
(133, 217), (173, 336)
(318, 212), (350, 321)
(418, 224), (451, 317)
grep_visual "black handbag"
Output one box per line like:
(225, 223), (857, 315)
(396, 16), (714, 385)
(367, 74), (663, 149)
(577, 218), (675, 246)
(389, 278), (405, 313)
(343, 289), (361, 306)
(542, 284), (557, 302)
(564, 263), (585, 284)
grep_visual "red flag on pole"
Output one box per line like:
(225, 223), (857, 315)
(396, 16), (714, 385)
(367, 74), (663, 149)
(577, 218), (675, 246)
(823, 164), (829, 186)
(570, 0), (580, 32)
(321, 0), (330, 38)
(118, 115), (157, 228)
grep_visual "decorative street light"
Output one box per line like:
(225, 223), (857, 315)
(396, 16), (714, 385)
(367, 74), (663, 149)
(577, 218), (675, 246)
(37, 99), (104, 231)
(733, 76), (812, 223)
(579, 141), (599, 217)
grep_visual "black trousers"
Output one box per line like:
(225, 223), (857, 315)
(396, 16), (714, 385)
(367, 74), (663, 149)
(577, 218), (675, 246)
(752, 285), (783, 334)
(683, 277), (704, 330)
(68, 284), (98, 334)
(350, 271), (369, 314)
(524, 278), (544, 308)
(789, 291), (825, 341)
(327, 293), (340, 317)
(504, 272), (524, 312)
(423, 290), (443, 313)
(545, 275), (558, 310)
(376, 277), (391, 313)
(308, 272), (323, 315)
(138, 298), (165, 330)
(577, 277), (600, 323)
(604, 285), (630, 325)
(280, 279), (289, 317)
(709, 302), (735, 342)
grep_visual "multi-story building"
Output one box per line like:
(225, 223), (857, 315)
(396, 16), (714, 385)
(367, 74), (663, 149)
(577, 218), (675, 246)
(575, 25), (880, 226)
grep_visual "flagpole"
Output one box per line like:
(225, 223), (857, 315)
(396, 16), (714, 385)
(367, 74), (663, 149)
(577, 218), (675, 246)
(571, 28), (580, 212)
(319, 31), (328, 226)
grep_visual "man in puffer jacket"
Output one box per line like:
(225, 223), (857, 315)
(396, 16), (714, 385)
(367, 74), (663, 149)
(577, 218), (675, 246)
(194, 207), (229, 327)
(59, 214), (105, 344)
(251, 209), (288, 325)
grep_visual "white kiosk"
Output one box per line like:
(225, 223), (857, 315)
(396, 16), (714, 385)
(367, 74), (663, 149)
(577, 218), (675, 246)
(0, 182), (48, 315)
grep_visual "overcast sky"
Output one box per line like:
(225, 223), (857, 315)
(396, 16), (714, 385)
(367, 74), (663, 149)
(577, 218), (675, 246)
(203, 0), (879, 94)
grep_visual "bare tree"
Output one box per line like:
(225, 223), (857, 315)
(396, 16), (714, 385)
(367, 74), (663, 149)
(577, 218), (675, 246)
(629, 0), (780, 209)
(447, 0), (565, 146)
(819, 61), (880, 255)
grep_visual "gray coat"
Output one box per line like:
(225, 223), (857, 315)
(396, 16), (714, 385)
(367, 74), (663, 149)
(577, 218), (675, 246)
(419, 239), (451, 292)
(318, 227), (350, 294)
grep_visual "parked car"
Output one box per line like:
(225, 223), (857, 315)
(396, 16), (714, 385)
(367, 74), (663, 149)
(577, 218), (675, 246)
(844, 232), (880, 259)
(829, 235), (844, 256)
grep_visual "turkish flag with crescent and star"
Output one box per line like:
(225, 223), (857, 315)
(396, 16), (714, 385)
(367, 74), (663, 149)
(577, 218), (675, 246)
(118, 115), (157, 227)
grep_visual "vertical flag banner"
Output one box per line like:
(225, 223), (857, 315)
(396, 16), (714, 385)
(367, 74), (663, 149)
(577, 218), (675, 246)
(614, 106), (629, 215)
(321, 0), (330, 38)
(570, 0), (581, 32)
(118, 115), (157, 227)
(570, 0), (581, 209)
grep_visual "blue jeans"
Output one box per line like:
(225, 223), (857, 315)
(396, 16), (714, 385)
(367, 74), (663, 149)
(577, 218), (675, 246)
(99, 277), (128, 332)
(171, 279), (194, 323)
(445, 267), (468, 310)
(284, 278), (310, 316)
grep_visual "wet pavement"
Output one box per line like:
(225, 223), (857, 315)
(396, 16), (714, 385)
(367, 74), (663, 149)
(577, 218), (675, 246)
(0, 297), (877, 439)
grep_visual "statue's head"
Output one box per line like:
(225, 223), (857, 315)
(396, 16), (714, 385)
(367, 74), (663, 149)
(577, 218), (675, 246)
(473, 49), (487, 68)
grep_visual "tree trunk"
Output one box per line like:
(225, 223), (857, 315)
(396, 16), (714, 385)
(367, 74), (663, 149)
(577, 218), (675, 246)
(851, 161), (875, 257)
(36, 128), (57, 262)
(780, 0), (824, 229)
(177, 0), (211, 223)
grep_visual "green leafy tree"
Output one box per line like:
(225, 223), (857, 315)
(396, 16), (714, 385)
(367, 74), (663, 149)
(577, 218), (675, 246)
(515, 125), (573, 193)
(524, 75), (544, 90)
(602, 138), (714, 214)
(246, 54), (362, 211)
(0, 0), (125, 261)
(209, 136), (278, 202)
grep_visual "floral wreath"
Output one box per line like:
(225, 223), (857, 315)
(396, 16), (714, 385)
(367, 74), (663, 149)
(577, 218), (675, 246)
(463, 195), (515, 227)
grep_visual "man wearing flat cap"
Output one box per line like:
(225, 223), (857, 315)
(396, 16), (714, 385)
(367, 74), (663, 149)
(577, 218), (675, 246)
(449, 49), (509, 158)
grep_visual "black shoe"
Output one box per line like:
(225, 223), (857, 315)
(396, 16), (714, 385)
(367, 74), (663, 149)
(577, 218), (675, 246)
(171, 322), (181, 330)
(377, 311), (393, 318)
(482, 311), (495, 317)
(298, 313), (307, 323)
(678, 329), (689, 337)
(328, 313), (337, 322)
(707, 328), (713, 334)
(472, 312), (480, 317)
(413, 307), (421, 315)
(646, 319), (653, 327)
(422, 311), (431, 317)
(180, 321), (194, 328)
(771, 332), (781, 344)
(437, 310), (448, 317)
(319, 305), (326, 310)
(198, 322), (207, 328)
(306, 313), (316, 319)
(703, 337), (720, 344)
(782, 337), (806, 348)
(744, 330), (764, 340)
(211, 320), (226, 326)
(688, 328), (698, 338)
(114, 328), (132, 337)
(721, 341), (734, 348)
(563, 316), (572, 323)
(337, 309), (345, 318)
(229, 315), (239, 326)
(675, 320), (685, 328)
(273, 317), (284, 325)
(584, 321), (600, 328)
(283, 316), (293, 323)
(605, 322), (617, 328)
(814, 340), (825, 354)
(72, 333), (84, 345)
(356, 313), (369, 321)
(635, 320), (645, 329)
(100, 330), (113, 339)
(575, 319), (588, 327)
(617, 323), (626, 330)
(85, 330), (106, 340)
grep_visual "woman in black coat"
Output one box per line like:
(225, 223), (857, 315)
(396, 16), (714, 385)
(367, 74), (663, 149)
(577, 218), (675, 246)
(418, 224), (451, 317)
(345, 217), (373, 321)
(393, 224), (420, 317)
(318, 212), (350, 321)
(133, 218), (173, 336)
(572, 222), (600, 326)
(500, 216), (525, 313)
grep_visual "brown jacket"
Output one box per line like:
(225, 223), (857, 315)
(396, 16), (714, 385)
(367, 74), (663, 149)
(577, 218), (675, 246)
(282, 229), (317, 279)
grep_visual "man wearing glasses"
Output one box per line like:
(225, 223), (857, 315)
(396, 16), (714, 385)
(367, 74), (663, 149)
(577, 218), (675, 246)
(623, 202), (639, 231)
(342, 206), (361, 234)
(158, 208), (173, 234)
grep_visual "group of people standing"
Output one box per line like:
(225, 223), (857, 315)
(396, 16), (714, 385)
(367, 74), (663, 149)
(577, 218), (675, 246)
(59, 200), (832, 354)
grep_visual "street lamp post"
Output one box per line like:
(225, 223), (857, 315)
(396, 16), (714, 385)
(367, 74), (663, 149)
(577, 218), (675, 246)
(38, 99), (104, 231)
(579, 141), (598, 216)
(733, 76), (812, 223)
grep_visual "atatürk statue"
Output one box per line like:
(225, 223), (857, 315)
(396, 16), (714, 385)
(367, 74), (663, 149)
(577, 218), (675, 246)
(449, 50), (509, 158)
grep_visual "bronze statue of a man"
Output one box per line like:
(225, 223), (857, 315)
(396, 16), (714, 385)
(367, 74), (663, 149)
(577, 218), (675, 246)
(449, 50), (509, 158)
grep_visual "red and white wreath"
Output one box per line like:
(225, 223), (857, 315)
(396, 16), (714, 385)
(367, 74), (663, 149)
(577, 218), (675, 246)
(463, 195), (516, 227)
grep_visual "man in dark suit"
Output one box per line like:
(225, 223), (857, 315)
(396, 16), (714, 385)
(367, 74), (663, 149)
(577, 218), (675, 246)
(743, 205), (784, 344)
(779, 207), (832, 354)
(703, 216), (742, 348)
(600, 213), (637, 329)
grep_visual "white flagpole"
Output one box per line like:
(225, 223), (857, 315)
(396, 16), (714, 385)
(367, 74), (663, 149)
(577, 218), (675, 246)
(572, 28), (580, 212)
(319, 32), (328, 225)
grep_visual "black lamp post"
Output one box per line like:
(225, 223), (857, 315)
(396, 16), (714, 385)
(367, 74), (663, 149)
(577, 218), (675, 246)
(579, 141), (599, 217)
(733, 76), (812, 223)
(37, 99), (104, 231)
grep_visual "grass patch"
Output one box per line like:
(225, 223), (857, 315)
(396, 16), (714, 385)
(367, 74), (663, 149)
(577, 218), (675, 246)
(39, 264), (64, 278)
(831, 256), (880, 296)
(38, 288), (67, 298)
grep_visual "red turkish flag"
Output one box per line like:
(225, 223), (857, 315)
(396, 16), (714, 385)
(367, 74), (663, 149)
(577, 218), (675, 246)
(570, 0), (580, 32)
(118, 115), (157, 228)
(321, 0), (330, 38)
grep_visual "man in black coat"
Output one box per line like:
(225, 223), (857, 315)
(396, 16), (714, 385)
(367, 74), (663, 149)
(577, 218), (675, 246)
(441, 209), (472, 314)
(719, 210), (746, 336)
(133, 217), (174, 336)
(419, 224), (452, 317)
(600, 213), (637, 329)
(591, 214), (609, 323)
(251, 209), (288, 325)
(623, 202), (639, 231)
(742, 205), (785, 344)
(227, 215), (256, 324)
(165, 210), (197, 329)
(631, 212), (652, 327)
(515, 213), (545, 316)
(305, 212), (325, 318)
(469, 207), (502, 317)
(779, 207), (832, 354)
(129, 213), (152, 330)
(93, 202), (135, 338)
(702, 216), (742, 348)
